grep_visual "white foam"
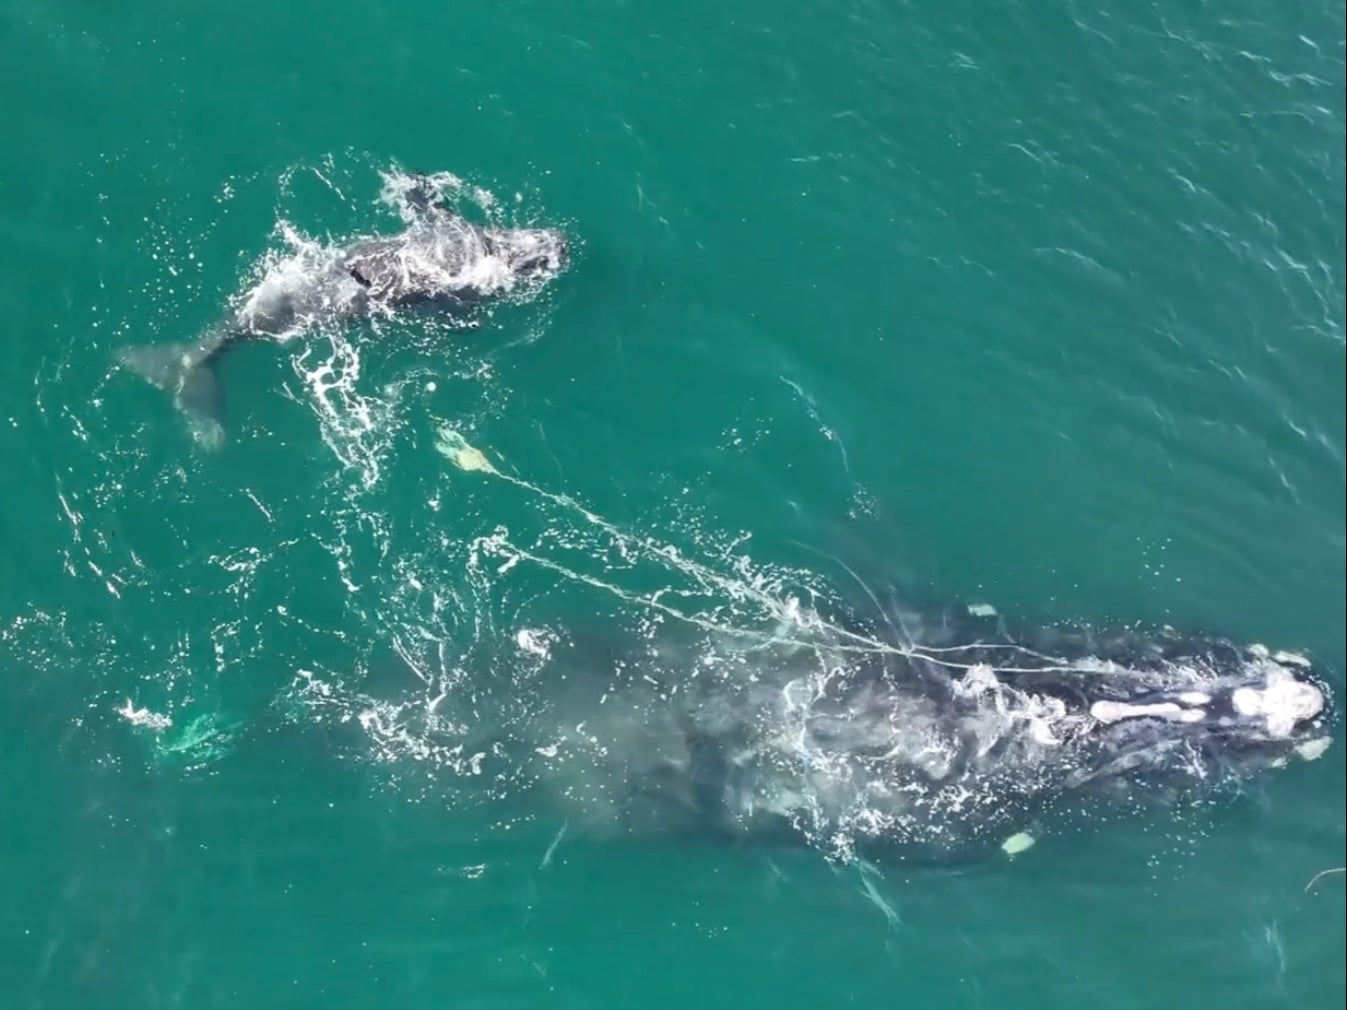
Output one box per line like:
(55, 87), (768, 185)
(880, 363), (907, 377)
(377, 169), (465, 222)
(1029, 719), (1062, 746)
(117, 699), (172, 731)
(516, 628), (552, 659)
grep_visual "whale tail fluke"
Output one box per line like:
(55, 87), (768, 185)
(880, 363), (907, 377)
(115, 335), (228, 450)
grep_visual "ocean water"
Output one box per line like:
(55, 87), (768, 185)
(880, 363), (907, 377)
(1, 1), (1343, 1008)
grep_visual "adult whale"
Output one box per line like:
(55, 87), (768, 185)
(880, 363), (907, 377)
(270, 582), (1336, 865)
(114, 174), (569, 447)
(442, 601), (1336, 863)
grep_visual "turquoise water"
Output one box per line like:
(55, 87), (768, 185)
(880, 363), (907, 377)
(2, 1), (1344, 1007)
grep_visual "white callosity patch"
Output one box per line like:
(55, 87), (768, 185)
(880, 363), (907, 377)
(1231, 664), (1326, 738)
(1092, 700), (1190, 723)
(1087, 654), (1326, 740)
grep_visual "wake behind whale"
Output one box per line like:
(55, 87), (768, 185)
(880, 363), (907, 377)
(114, 172), (569, 447)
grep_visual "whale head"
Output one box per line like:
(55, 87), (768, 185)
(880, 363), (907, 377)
(1048, 641), (1334, 789)
(488, 226), (570, 282)
(656, 630), (1336, 860)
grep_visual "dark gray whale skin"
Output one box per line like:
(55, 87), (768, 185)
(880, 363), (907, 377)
(240, 598), (1333, 864)
(115, 176), (568, 446)
(513, 604), (1335, 862)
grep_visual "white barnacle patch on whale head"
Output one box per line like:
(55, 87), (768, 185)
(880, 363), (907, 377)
(1231, 686), (1264, 717)
(1255, 668), (1325, 738)
(1229, 660), (1326, 739)
(1090, 700), (1184, 724)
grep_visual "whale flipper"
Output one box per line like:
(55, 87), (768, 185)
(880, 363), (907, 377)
(115, 332), (231, 449)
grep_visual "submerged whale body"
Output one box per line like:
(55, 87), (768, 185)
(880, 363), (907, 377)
(501, 604), (1335, 862)
(114, 174), (569, 447)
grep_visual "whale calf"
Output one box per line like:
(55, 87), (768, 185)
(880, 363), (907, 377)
(115, 174), (569, 446)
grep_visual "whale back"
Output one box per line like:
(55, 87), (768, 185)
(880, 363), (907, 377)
(504, 612), (1334, 862)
